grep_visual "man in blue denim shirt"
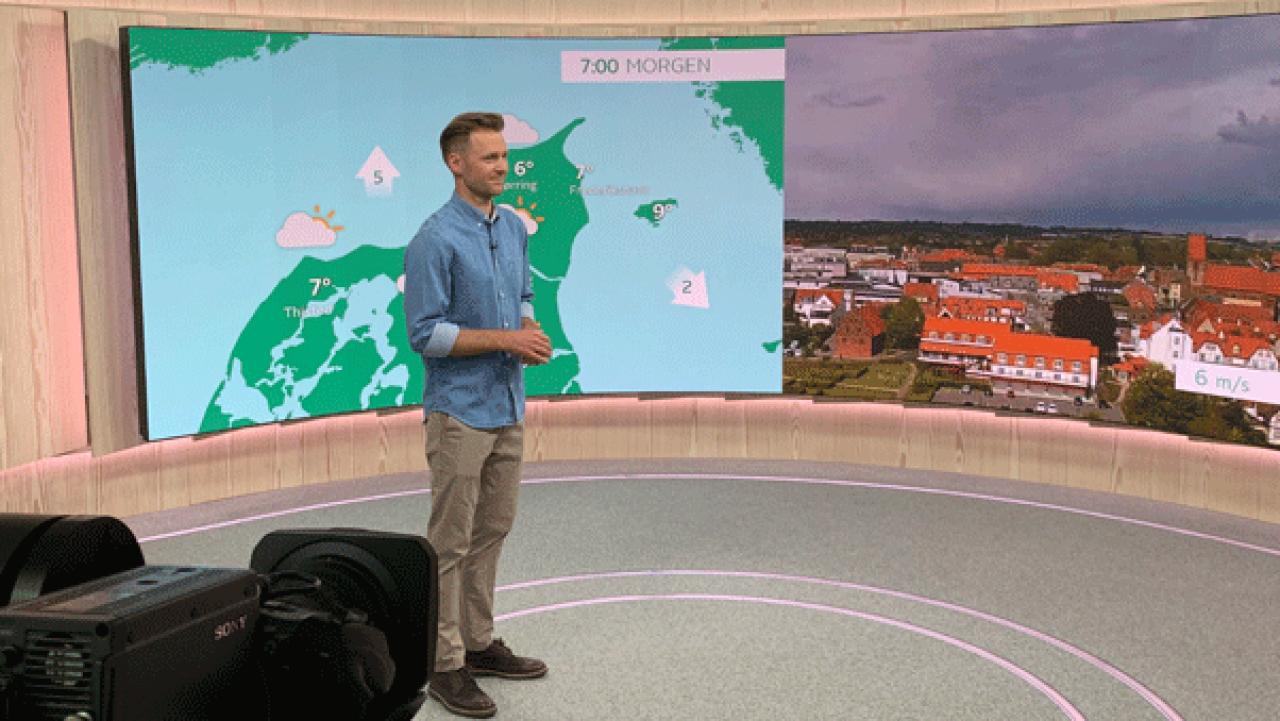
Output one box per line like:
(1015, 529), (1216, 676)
(404, 112), (551, 719)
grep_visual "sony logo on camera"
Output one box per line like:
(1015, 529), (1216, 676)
(213, 614), (249, 641)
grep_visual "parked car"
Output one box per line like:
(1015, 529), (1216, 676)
(1073, 396), (1084, 407)
(1034, 401), (1047, 413)
(1046, 402), (1058, 414)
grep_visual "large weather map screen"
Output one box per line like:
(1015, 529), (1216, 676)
(124, 28), (784, 440)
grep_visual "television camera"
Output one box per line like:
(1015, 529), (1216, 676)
(0, 514), (436, 721)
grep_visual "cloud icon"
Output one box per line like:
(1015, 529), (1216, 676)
(276, 211), (339, 249)
(502, 114), (540, 145)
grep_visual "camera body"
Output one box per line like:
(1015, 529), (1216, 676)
(0, 566), (263, 721)
(0, 517), (437, 721)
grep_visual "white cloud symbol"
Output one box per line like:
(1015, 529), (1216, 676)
(276, 212), (337, 249)
(502, 114), (540, 145)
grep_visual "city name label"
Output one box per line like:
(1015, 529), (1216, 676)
(561, 49), (785, 83)
(1175, 359), (1280, 405)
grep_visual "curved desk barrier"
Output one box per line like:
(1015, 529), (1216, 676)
(1, 397), (1277, 523)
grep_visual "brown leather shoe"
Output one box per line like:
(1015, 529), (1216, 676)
(465, 638), (548, 679)
(428, 668), (496, 718)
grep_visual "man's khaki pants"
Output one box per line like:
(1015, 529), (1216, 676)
(425, 412), (524, 673)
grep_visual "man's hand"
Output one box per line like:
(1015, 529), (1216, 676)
(511, 319), (551, 365)
(448, 321), (551, 364)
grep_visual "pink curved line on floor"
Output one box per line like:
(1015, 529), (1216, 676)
(522, 474), (1280, 559)
(495, 593), (1087, 721)
(498, 569), (1180, 720)
(138, 473), (1280, 562)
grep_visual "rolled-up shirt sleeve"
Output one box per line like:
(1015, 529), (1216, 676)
(404, 222), (460, 358)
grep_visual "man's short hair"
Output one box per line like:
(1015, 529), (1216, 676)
(440, 112), (505, 163)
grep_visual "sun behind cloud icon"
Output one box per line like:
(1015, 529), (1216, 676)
(499, 196), (545, 235)
(276, 206), (344, 248)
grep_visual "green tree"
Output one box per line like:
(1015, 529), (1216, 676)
(1123, 365), (1205, 434)
(880, 296), (925, 350)
(1125, 366), (1268, 445)
(1051, 292), (1118, 362)
(1034, 236), (1085, 266)
(1004, 241), (1032, 261)
(811, 323), (836, 355)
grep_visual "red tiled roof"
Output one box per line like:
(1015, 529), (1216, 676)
(922, 317), (1015, 338)
(1053, 263), (1107, 274)
(919, 249), (973, 263)
(1187, 330), (1218, 349)
(1038, 272), (1080, 292)
(1136, 314), (1178, 340)
(1184, 298), (1272, 325)
(1123, 279), (1157, 308)
(919, 340), (991, 355)
(1105, 265), (1142, 283)
(1190, 332), (1273, 360)
(1201, 265), (1280, 296)
(961, 263), (1041, 277)
(1113, 356), (1152, 374)
(903, 283), (939, 303)
(939, 298), (1027, 319)
(794, 289), (845, 306)
(992, 333), (1099, 362)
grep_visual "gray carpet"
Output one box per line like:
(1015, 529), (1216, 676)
(130, 459), (1280, 720)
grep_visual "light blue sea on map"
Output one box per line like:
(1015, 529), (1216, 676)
(129, 32), (782, 439)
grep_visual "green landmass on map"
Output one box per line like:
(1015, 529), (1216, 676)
(659, 37), (785, 192)
(129, 27), (308, 73)
(199, 118), (590, 433)
(499, 118), (588, 396)
(200, 244), (418, 433)
(634, 198), (678, 227)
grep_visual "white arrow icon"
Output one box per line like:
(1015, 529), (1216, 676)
(357, 147), (400, 196)
(667, 266), (710, 309)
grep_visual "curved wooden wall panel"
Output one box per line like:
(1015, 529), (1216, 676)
(67, 9), (144, 457)
(0, 6), (88, 472)
(2, 399), (1278, 523)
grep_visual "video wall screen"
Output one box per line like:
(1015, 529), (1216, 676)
(126, 17), (1280, 450)
(124, 29), (784, 440)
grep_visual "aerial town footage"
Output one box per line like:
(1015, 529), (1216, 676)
(783, 223), (1280, 449)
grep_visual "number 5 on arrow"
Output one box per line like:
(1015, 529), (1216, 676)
(358, 147), (400, 196)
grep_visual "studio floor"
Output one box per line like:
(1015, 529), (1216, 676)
(129, 458), (1280, 720)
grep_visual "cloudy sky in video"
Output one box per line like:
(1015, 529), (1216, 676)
(785, 14), (1280, 240)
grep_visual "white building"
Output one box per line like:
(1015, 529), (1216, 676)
(792, 288), (848, 327)
(1138, 316), (1280, 373)
(1138, 318), (1192, 375)
(785, 246), (847, 286)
